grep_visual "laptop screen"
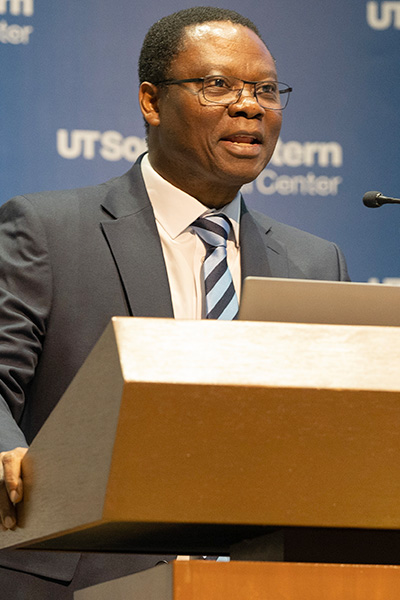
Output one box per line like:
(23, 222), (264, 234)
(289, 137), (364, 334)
(238, 277), (400, 326)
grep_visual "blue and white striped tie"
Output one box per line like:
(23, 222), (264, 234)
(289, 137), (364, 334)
(192, 214), (239, 320)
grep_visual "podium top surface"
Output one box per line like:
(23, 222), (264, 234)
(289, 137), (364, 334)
(113, 317), (400, 392)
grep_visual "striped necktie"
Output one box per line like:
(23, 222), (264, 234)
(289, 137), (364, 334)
(191, 214), (239, 320)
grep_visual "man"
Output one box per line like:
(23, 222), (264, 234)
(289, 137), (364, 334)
(0, 6), (349, 598)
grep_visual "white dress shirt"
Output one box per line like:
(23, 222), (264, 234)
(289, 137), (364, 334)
(141, 153), (241, 319)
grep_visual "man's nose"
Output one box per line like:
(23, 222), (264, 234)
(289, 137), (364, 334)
(228, 85), (264, 118)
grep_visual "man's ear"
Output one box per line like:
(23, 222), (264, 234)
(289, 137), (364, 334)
(139, 82), (161, 127)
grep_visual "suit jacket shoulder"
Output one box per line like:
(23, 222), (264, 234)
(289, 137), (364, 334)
(245, 206), (350, 281)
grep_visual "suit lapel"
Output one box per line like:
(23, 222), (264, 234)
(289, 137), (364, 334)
(100, 161), (174, 318)
(100, 165), (289, 317)
(240, 198), (289, 282)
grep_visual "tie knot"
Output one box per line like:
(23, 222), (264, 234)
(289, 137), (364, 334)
(191, 214), (231, 249)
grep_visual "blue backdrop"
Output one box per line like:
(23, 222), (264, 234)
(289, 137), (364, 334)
(1, 0), (399, 283)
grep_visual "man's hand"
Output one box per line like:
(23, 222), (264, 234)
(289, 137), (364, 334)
(0, 447), (28, 530)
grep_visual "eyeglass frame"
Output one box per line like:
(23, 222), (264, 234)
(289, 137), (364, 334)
(153, 75), (293, 110)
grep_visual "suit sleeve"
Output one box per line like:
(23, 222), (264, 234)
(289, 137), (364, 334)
(333, 243), (351, 282)
(0, 196), (53, 451)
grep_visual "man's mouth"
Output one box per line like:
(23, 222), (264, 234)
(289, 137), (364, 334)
(222, 134), (262, 145)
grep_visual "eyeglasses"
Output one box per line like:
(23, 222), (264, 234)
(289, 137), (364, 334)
(154, 75), (292, 110)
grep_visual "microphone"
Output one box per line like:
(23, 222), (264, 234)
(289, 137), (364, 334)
(363, 191), (400, 208)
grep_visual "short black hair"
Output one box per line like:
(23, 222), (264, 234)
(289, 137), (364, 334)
(138, 6), (266, 85)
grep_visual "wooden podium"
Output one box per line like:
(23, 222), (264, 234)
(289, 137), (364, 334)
(1, 317), (400, 596)
(73, 560), (400, 600)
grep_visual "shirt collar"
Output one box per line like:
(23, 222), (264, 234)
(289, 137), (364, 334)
(141, 153), (241, 246)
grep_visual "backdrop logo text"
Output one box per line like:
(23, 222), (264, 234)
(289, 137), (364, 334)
(57, 131), (343, 198)
(57, 129), (147, 163)
(0, 0), (33, 16)
(367, 1), (400, 29)
(242, 139), (344, 197)
(0, 0), (34, 44)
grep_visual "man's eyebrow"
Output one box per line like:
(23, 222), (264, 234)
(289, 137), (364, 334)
(210, 71), (277, 76)
(197, 68), (279, 79)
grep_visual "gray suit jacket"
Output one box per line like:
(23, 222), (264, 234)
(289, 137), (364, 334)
(0, 157), (349, 589)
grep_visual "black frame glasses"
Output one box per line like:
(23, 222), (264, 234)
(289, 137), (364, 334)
(154, 75), (293, 110)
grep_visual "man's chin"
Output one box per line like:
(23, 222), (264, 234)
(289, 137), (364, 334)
(218, 162), (267, 187)
(214, 149), (269, 183)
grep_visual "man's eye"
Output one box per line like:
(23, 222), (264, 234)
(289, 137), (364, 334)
(258, 82), (278, 95)
(206, 77), (231, 89)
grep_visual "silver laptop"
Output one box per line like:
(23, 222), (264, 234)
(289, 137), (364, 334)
(238, 277), (400, 326)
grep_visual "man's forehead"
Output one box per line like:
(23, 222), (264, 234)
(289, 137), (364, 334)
(174, 21), (275, 77)
(180, 22), (272, 59)
(182, 20), (267, 47)
(184, 21), (245, 42)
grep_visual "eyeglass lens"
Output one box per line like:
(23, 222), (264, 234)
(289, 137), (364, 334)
(202, 76), (290, 109)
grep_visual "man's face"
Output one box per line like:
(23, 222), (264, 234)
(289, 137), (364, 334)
(142, 21), (282, 206)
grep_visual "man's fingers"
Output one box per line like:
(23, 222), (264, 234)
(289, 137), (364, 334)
(2, 454), (22, 503)
(1, 447), (28, 504)
(0, 488), (17, 530)
(0, 463), (16, 530)
(0, 447), (27, 529)
(1, 513), (16, 530)
(8, 481), (23, 504)
(0, 447), (28, 529)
